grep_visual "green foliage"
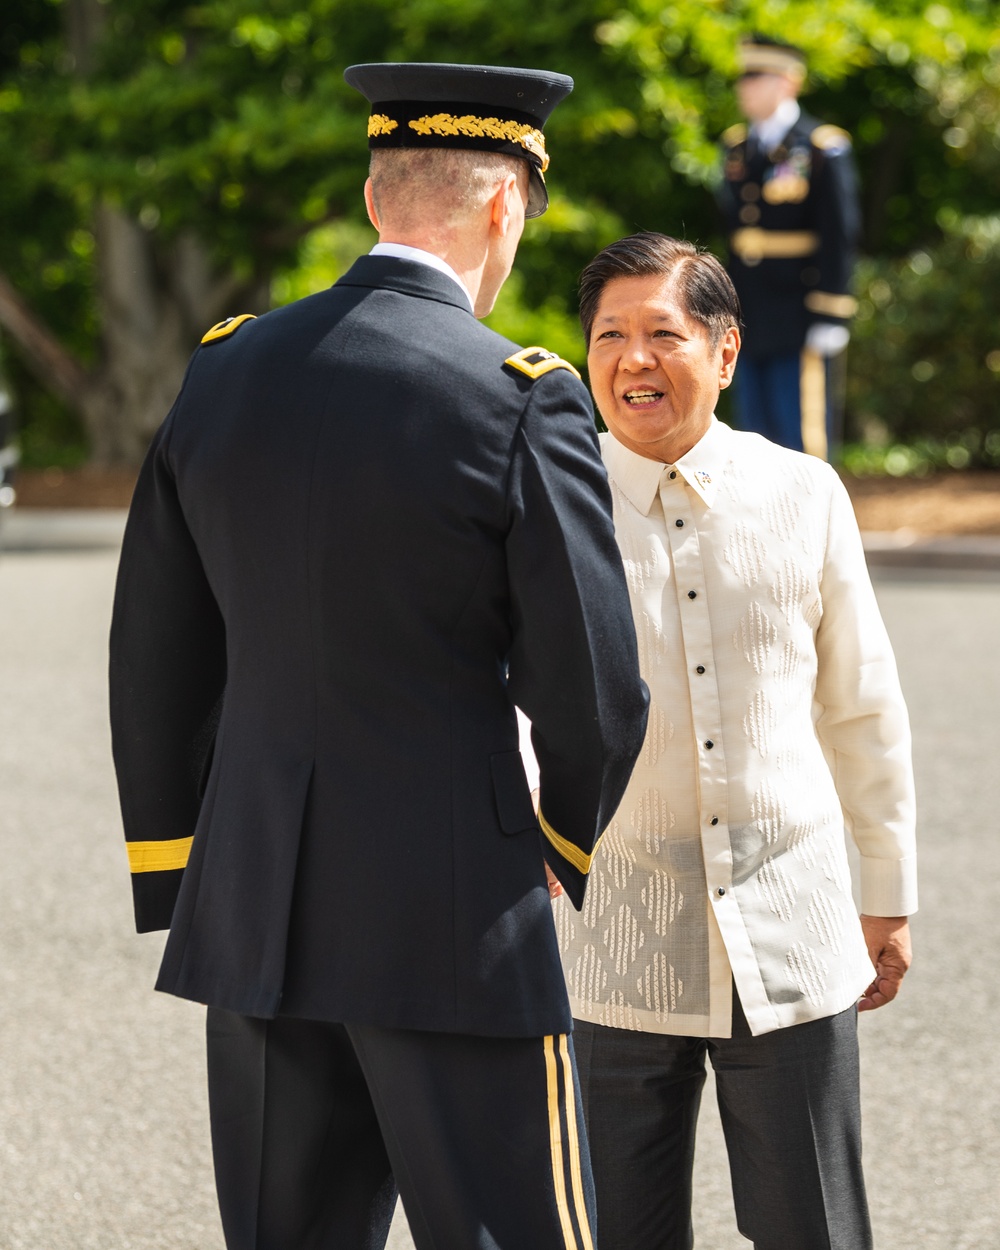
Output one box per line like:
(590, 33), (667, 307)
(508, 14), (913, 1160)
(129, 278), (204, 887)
(840, 430), (1000, 477)
(3, 0), (1000, 465)
(846, 213), (1000, 465)
(270, 220), (378, 306)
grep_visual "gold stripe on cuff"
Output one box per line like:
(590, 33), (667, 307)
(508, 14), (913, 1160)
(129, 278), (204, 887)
(538, 809), (599, 875)
(127, 836), (194, 874)
(730, 228), (819, 260)
(804, 291), (858, 319)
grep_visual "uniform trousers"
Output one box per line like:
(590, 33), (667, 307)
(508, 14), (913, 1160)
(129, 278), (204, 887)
(206, 1008), (597, 1250)
(573, 1000), (872, 1250)
(734, 350), (842, 458)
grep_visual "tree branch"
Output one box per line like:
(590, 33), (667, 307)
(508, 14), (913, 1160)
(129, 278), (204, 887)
(0, 270), (91, 412)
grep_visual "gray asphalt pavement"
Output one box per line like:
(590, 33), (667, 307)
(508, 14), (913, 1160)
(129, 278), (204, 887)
(0, 516), (997, 1249)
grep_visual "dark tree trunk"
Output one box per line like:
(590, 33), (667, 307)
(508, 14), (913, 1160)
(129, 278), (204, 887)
(83, 206), (268, 463)
(0, 0), (271, 465)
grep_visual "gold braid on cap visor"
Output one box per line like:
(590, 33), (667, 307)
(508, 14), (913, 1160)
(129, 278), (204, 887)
(367, 111), (549, 172)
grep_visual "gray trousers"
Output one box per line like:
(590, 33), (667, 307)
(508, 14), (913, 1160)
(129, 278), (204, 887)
(573, 1000), (872, 1250)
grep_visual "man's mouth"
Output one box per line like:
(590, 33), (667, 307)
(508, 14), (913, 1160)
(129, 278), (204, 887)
(623, 389), (663, 406)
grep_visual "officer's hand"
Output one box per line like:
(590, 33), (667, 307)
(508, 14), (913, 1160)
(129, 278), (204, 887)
(858, 915), (912, 1012)
(532, 788), (563, 899)
(805, 322), (850, 357)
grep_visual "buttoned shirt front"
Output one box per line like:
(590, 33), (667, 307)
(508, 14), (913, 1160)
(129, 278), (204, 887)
(555, 420), (917, 1037)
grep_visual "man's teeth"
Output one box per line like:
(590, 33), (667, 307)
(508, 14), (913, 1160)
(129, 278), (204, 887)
(625, 390), (662, 405)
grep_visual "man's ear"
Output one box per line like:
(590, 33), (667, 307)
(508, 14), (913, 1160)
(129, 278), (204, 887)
(364, 178), (380, 231)
(718, 325), (741, 390)
(488, 172), (519, 235)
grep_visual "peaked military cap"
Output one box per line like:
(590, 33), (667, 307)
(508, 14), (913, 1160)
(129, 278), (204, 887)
(737, 35), (807, 79)
(344, 61), (574, 218)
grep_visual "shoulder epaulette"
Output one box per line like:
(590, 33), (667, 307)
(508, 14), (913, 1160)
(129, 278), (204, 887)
(505, 346), (581, 381)
(721, 123), (747, 148)
(810, 124), (852, 153)
(201, 314), (257, 344)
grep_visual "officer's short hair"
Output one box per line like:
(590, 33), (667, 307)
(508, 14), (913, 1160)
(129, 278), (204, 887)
(369, 148), (527, 229)
(579, 232), (742, 348)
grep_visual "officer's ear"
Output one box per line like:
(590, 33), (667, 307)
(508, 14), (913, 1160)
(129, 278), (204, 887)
(489, 171), (523, 236)
(363, 178), (381, 231)
(718, 325), (741, 390)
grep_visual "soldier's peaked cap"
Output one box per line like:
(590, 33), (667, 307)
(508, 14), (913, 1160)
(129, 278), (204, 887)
(344, 62), (574, 218)
(738, 35), (807, 78)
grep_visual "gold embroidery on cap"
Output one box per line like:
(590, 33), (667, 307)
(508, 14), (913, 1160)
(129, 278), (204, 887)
(407, 114), (549, 171)
(368, 114), (398, 137)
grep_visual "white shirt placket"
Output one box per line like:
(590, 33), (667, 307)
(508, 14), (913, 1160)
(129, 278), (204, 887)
(659, 470), (735, 1033)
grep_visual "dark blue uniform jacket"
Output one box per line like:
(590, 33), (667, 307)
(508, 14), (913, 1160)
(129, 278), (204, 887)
(720, 111), (861, 357)
(109, 256), (648, 1038)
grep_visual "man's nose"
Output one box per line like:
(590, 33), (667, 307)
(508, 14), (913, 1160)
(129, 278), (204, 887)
(619, 340), (656, 371)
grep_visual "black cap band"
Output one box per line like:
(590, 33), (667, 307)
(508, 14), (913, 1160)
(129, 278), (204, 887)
(367, 99), (549, 179)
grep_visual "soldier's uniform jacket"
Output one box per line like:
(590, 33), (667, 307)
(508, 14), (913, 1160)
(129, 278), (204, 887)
(109, 255), (649, 1038)
(719, 111), (861, 357)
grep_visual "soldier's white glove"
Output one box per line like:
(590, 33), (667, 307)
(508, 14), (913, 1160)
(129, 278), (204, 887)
(805, 323), (850, 356)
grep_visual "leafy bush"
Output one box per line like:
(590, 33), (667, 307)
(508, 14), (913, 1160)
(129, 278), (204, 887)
(846, 213), (1000, 468)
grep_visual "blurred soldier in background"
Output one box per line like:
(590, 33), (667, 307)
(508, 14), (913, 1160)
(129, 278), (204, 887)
(720, 35), (861, 459)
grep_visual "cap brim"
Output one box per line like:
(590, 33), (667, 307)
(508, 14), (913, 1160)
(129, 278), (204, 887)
(526, 167), (548, 218)
(738, 45), (806, 77)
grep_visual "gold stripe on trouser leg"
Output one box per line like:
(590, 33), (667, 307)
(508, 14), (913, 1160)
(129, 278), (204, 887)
(800, 347), (828, 460)
(544, 1034), (580, 1250)
(558, 1034), (596, 1250)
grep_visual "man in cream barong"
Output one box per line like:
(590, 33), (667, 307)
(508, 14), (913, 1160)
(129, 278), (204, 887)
(553, 232), (916, 1250)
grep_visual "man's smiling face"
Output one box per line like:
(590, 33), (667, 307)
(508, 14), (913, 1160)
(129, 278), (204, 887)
(586, 272), (739, 464)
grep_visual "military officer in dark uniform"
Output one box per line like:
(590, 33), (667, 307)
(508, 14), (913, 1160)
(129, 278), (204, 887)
(720, 36), (861, 458)
(109, 61), (649, 1250)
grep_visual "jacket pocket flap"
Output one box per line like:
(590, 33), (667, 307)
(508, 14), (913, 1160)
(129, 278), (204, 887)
(490, 750), (537, 836)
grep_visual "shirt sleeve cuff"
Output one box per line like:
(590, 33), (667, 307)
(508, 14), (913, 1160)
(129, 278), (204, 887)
(859, 854), (918, 917)
(515, 706), (540, 793)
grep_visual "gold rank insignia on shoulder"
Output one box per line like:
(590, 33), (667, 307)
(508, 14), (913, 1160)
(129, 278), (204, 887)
(722, 123), (747, 148)
(811, 124), (852, 153)
(504, 346), (581, 381)
(201, 313), (257, 344)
